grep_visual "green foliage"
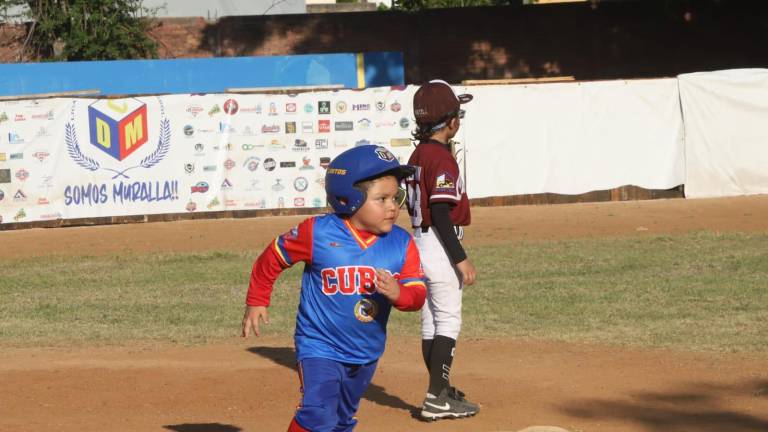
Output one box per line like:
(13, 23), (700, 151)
(0, 0), (158, 61)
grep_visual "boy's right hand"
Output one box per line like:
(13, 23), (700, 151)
(242, 305), (269, 337)
(456, 259), (477, 286)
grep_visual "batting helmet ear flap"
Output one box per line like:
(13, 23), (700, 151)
(325, 145), (414, 215)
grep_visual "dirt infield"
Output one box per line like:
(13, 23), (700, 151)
(2, 195), (768, 432)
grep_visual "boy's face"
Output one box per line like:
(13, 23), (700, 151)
(350, 175), (402, 234)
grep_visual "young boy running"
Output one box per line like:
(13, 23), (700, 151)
(242, 145), (427, 432)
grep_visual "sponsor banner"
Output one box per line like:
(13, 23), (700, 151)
(0, 87), (417, 224)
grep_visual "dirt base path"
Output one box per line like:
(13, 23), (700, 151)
(2, 196), (768, 431)
(1, 338), (766, 432)
(2, 195), (768, 258)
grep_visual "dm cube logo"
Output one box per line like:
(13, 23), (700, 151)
(88, 99), (148, 161)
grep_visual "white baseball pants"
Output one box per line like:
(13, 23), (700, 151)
(414, 227), (463, 340)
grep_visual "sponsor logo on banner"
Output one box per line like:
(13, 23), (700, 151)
(36, 126), (50, 137)
(280, 161), (296, 168)
(191, 182), (209, 193)
(272, 179), (285, 191)
(221, 178), (233, 190)
(264, 158), (276, 171)
(318, 101), (331, 115)
(0, 169), (11, 183)
(223, 99), (239, 115)
(0, 112), (8, 123)
(37, 197), (50, 205)
(207, 197), (220, 209)
(335, 121), (353, 132)
(186, 104), (204, 117)
(15, 114), (26, 121)
(390, 101), (402, 112)
(390, 138), (411, 147)
(313, 197), (324, 207)
(183, 125), (195, 136)
(39, 212), (63, 220)
(224, 159), (235, 170)
(318, 120), (331, 133)
(286, 103), (297, 113)
(269, 139), (285, 150)
(304, 103), (313, 113)
(10, 153), (23, 160)
(31, 110), (54, 120)
(194, 143), (205, 154)
(184, 163), (195, 174)
(302, 121), (314, 133)
(246, 178), (262, 191)
(334, 140), (348, 148)
(357, 118), (371, 130)
(203, 165), (217, 172)
(375, 120), (396, 128)
(315, 139), (328, 149)
(262, 125), (280, 133)
(208, 105), (221, 116)
(352, 104), (370, 111)
(15, 169), (29, 181)
(336, 101), (347, 113)
(241, 126), (255, 136)
(299, 156), (314, 170)
(285, 122), (296, 134)
(186, 201), (197, 212)
(8, 132), (25, 143)
(14, 189), (27, 201)
(33, 151), (50, 162)
(14, 208), (26, 221)
(294, 177), (309, 192)
(319, 157), (331, 169)
(219, 122), (235, 133)
(293, 139), (309, 151)
(375, 101), (386, 111)
(0, 153), (5, 161)
(294, 197), (305, 207)
(37, 175), (54, 190)
(399, 117), (410, 129)
(268, 102), (278, 116)
(277, 197), (285, 208)
(85, 98), (151, 162)
(355, 139), (371, 147)
(242, 143), (259, 151)
(244, 157), (261, 171)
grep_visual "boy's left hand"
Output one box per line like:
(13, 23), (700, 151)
(375, 268), (400, 302)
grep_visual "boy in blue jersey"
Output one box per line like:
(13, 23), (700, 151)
(242, 145), (427, 432)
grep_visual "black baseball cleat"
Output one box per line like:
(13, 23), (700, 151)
(420, 386), (479, 421)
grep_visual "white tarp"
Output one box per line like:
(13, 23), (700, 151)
(461, 79), (685, 197)
(678, 69), (768, 198)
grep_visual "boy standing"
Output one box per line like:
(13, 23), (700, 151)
(242, 145), (426, 432)
(405, 80), (479, 421)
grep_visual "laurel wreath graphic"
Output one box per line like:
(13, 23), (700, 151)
(65, 99), (171, 179)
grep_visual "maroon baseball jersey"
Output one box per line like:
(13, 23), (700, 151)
(405, 140), (471, 227)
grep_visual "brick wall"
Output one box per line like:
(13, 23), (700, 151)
(2, 0), (767, 84)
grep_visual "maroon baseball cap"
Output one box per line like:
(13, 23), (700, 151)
(413, 79), (473, 125)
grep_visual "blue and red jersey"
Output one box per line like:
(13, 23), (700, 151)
(246, 213), (426, 364)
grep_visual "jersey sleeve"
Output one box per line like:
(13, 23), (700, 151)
(392, 238), (427, 311)
(245, 217), (314, 307)
(426, 157), (462, 205)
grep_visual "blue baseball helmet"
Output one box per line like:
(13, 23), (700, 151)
(325, 145), (415, 215)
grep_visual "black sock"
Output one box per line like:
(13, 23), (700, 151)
(427, 335), (456, 396)
(421, 339), (433, 372)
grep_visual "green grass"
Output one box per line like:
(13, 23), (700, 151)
(1, 231), (766, 352)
